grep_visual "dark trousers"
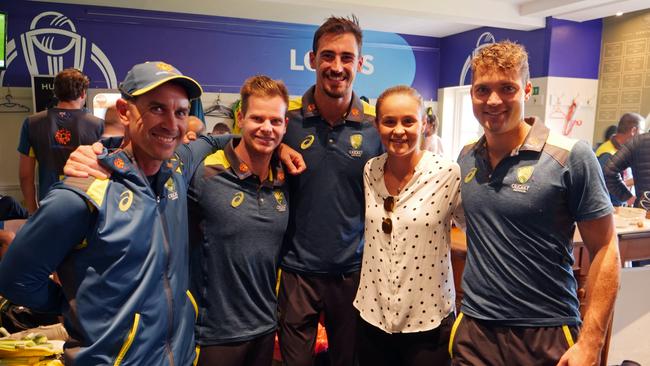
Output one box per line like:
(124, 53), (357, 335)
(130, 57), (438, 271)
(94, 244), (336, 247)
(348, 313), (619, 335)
(277, 270), (360, 366)
(197, 331), (275, 366)
(357, 313), (454, 366)
(450, 313), (579, 366)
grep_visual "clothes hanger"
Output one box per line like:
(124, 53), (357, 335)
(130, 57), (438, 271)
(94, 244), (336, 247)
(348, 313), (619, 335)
(0, 87), (31, 113)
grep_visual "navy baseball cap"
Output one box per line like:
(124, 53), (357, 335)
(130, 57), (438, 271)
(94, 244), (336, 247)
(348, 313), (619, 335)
(119, 61), (203, 100)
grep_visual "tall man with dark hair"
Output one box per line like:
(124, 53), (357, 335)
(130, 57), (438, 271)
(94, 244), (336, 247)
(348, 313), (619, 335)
(451, 41), (620, 365)
(596, 112), (644, 206)
(18, 68), (103, 213)
(278, 15), (383, 366)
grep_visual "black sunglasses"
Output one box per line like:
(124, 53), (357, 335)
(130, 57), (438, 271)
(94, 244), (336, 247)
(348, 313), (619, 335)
(382, 196), (395, 234)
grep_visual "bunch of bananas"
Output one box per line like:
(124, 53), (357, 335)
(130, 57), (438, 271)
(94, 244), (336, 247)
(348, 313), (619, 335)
(0, 329), (62, 366)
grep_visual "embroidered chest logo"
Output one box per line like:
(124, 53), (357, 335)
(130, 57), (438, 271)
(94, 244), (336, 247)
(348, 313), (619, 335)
(113, 158), (125, 169)
(274, 190), (287, 212)
(165, 178), (178, 200)
(512, 165), (534, 193)
(300, 135), (315, 150)
(54, 128), (71, 145)
(118, 190), (134, 212)
(349, 134), (363, 157)
(231, 192), (244, 208)
(464, 167), (477, 183)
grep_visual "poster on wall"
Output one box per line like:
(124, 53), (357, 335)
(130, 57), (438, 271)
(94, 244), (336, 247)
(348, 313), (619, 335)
(31, 74), (55, 113)
(0, 2), (440, 100)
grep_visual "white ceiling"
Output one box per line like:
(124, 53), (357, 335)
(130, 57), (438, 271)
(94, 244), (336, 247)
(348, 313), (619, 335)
(33, 0), (650, 37)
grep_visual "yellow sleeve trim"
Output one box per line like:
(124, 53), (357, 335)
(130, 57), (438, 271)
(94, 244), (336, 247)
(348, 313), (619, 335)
(595, 140), (616, 157)
(114, 313), (140, 366)
(86, 178), (110, 207)
(203, 150), (230, 169)
(29, 147), (36, 158)
(448, 312), (464, 357)
(288, 98), (302, 111)
(362, 101), (376, 117)
(562, 325), (575, 348)
(186, 290), (199, 321)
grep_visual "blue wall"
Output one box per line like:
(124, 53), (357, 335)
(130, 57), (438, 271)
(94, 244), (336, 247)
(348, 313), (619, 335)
(0, 1), (440, 99)
(438, 18), (602, 88)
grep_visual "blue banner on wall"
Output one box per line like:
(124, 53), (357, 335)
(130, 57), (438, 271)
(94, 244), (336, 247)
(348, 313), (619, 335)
(438, 18), (601, 89)
(0, 1), (440, 100)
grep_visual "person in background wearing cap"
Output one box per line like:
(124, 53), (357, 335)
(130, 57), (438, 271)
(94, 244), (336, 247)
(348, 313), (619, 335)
(18, 68), (104, 214)
(189, 75), (290, 366)
(0, 61), (213, 365)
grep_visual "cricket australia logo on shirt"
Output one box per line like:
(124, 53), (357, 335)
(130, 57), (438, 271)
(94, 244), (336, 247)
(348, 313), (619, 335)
(512, 166), (534, 193)
(349, 134), (363, 157)
(165, 178), (178, 200)
(274, 190), (287, 212)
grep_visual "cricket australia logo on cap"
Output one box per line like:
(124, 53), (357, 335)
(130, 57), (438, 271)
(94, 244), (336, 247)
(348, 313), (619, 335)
(274, 190), (287, 212)
(349, 134), (363, 157)
(511, 165), (534, 193)
(165, 178), (178, 200)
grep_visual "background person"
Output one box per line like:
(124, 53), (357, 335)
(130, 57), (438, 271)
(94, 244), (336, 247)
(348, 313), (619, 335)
(354, 85), (463, 366)
(595, 112), (644, 206)
(17, 68), (103, 213)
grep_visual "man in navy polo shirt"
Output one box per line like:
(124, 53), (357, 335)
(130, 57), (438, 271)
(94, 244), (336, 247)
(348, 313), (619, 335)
(278, 15), (383, 366)
(450, 41), (620, 365)
(189, 75), (290, 366)
(18, 68), (103, 213)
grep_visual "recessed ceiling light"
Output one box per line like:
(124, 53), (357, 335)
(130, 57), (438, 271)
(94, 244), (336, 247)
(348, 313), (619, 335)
(616, 11), (624, 16)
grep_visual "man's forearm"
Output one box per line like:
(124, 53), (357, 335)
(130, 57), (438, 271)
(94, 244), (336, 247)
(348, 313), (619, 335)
(19, 178), (37, 214)
(577, 234), (620, 352)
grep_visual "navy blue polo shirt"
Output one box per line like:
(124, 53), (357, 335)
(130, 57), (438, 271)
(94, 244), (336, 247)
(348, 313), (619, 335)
(188, 138), (289, 344)
(17, 108), (104, 200)
(458, 118), (612, 327)
(281, 86), (383, 275)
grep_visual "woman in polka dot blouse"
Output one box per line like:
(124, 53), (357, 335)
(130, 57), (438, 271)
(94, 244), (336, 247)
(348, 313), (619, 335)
(353, 85), (464, 366)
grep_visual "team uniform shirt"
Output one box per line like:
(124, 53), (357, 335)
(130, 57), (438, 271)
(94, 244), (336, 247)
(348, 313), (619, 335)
(354, 151), (463, 333)
(189, 139), (289, 345)
(604, 132), (650, 208)
(0, 137), (223, 365)
(595, 137), (627, 206)
(17, 108), (104, 200)
(458, 118), (612, 327)
(281, 86), (383, 274)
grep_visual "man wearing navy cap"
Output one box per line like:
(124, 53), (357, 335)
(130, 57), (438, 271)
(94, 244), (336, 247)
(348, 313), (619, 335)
(0, 61), (209, 365)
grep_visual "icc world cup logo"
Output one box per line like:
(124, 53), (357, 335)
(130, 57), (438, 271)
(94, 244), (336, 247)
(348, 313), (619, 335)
(0, 11), (117, 88)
